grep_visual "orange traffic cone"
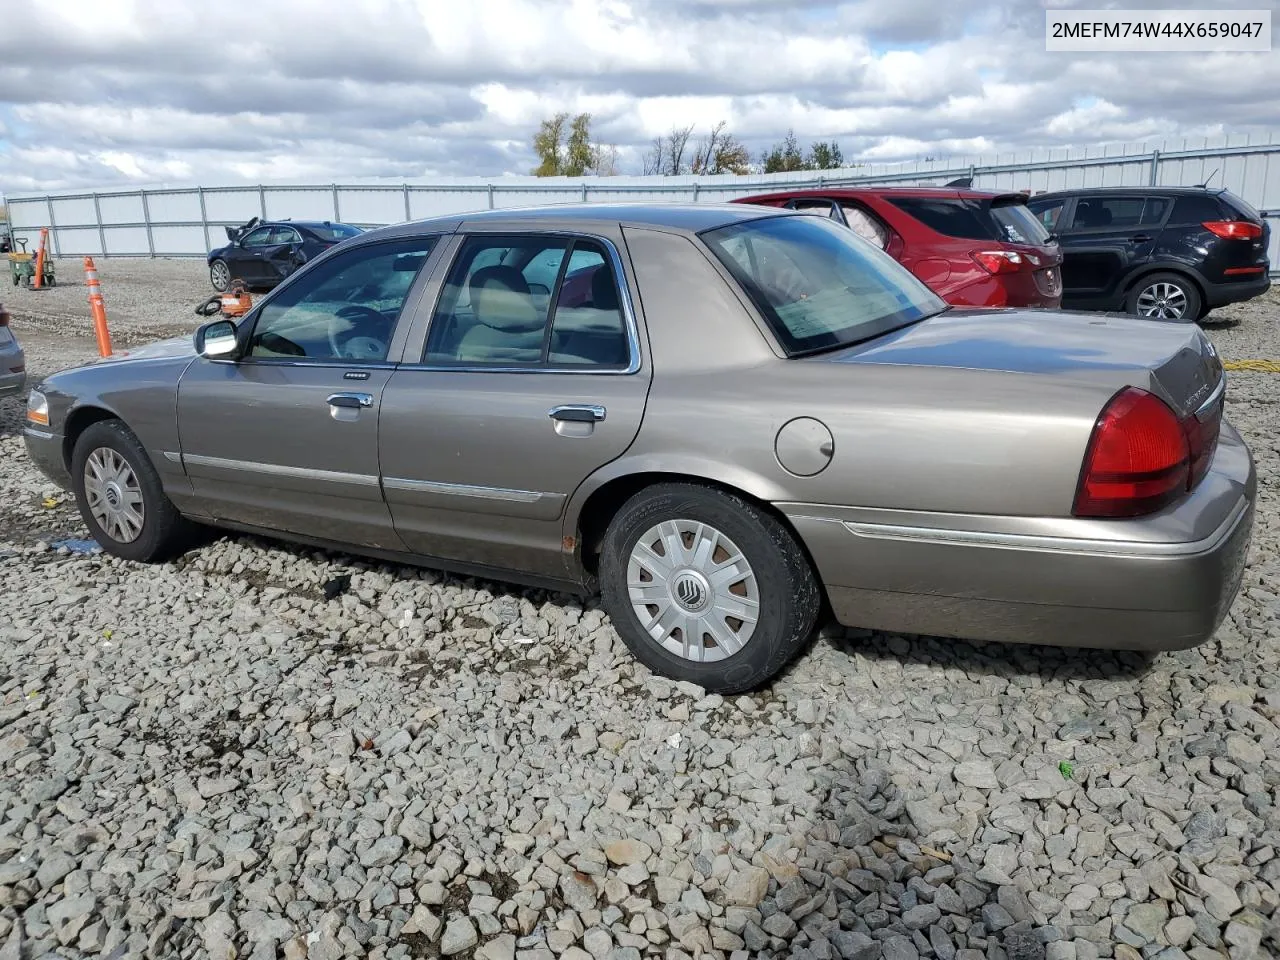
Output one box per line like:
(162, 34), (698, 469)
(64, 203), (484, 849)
(84, 257), (113, 357)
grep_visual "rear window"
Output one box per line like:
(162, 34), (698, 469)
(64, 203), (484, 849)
(1169, 195), (1226, 224)
(1219, 190), (1263, 222)
(889, 197), (1051, 244)
(702, 215), (945, 356)
(310, 224), (364, 242)
(990, 202), (1053, 244)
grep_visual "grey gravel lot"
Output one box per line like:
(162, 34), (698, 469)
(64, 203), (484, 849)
(2, 259), (1280, 960)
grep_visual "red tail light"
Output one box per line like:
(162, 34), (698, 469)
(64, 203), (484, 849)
(972, 250), (1024, 275)
(1203, 220), (1263, 240)
(1183, 396), (1221, 490)
(1074, 388), (1189, 518)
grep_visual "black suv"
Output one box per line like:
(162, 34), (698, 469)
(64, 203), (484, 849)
(1026, 187), (1270, 321)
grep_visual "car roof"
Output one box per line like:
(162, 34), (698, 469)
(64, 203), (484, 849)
(1029, 186), (1227, 201)
(366, 202), (785, 240)
(735, 186), (1022, 203)
(265, 220), (358, 229)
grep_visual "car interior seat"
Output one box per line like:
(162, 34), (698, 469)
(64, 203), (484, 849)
(455, 265), (546, 363)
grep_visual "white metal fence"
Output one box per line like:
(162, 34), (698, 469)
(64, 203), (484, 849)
(6, 136), (1280, 274)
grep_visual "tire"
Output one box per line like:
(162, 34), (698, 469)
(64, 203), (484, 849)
(599, 483), (822, 694)
(1126, 272), (1201, 322)
(209, 259), (231, 292)
(71, 420), (191, 563)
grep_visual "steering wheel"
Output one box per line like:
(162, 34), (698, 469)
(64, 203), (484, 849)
(327, 305), (390, 360)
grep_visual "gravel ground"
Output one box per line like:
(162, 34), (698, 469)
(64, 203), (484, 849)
(2, 263), (1280, 960)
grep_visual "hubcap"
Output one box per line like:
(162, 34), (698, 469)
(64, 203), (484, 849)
(626, 519), (759, 663)
(1136, 282), (1188, 320)
(212, 261), (229, 289)
(84, 447), (145, 543)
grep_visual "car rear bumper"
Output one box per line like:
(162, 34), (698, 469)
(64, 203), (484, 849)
(0, 370), (24, 397)
(782, 421), (1255, 652)
(946, 274), (1062, 310)
(1202, 272), (1270, 308)
(0, 344), (24, 396)
(23, 425), (72, 490)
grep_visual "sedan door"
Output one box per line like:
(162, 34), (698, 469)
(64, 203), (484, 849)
(260, 226), (304, 286)
(1056, 196), (1160, 307)
(380, 229), (652, 581)
(225, 225), (277, 283)
(177, 236), (441, 549)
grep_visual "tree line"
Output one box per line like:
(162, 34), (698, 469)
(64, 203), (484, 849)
(531, 114), (849, 177)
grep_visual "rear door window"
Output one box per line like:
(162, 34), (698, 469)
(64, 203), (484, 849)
(1071, 197), (1145, 230)
(887, 198), (990, 239)
(425, 235), (630, 368)
(1140, 198), (1171, 225)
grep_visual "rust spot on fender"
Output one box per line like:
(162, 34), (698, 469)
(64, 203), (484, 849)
(562, 536), (577, 552)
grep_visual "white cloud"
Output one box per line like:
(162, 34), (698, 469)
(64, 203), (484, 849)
(0, 0), (1275, 192)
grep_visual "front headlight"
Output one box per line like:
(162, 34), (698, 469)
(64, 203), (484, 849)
(26, 389), (49, 426)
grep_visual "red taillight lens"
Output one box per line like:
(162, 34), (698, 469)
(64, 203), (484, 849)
(1183, 397), (1221, 490)
(1073, 388), (1190, 518)
(1203, 220), (1263, 240)
(972, 250), (1023, 275)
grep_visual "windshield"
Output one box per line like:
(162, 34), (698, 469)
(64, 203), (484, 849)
(702, 215), (946, 356)
(311, 224), (363, 242)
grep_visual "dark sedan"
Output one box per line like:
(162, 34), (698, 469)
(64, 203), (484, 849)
(207, 218), (363, 291)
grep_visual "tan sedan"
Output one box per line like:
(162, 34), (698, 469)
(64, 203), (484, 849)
(24, 204), (1254, 691)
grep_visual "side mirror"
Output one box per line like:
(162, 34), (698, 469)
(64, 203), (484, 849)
(195, 319), (240, 358)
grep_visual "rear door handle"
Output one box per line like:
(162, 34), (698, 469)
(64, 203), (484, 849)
(549, 404), (606, 423)
(328, 392), (374, 409)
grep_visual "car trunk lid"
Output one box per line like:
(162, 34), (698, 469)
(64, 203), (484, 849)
(820, 307), (1224, 419)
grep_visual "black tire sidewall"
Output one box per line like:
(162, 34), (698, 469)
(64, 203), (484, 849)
(599, 484), (820, 694)
(210, 260), (229, 292)
(1128, 272), (1201, 323)
(71, 421), (182, 562)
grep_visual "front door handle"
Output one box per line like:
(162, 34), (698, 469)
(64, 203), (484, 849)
(327, 392), (374, 409)
(549, 404), (606, 423)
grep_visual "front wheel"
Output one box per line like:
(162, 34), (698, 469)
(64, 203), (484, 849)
(209, 259), (231, 292)
(599, 483), (822, 694)
(1127, 273), (1201, 322)
(71, 420), (191, 562)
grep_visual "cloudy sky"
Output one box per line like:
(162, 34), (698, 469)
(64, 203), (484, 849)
(1, 0), (1277, 194)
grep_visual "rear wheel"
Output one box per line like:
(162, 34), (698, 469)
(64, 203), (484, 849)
(1127, 272), (1201, 322)
(209, 259), (231, 292)
(599, 483), (821, 694)
(71, 420), (190, 562)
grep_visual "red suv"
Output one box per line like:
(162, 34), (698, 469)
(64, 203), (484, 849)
(733, 187), (1064, 309)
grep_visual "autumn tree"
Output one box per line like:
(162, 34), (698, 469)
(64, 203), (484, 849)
(807, 140), (845, 170)
(691, 122), (752, 175)
(759, 132), (849, 173)
(760, 129), (807, 173)
(532, 113), (569, 176)
(532, 113), (620, 176)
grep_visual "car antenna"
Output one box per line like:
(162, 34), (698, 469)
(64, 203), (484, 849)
(1195, 167), (1220, 189)
(945, 177), (973, 188)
